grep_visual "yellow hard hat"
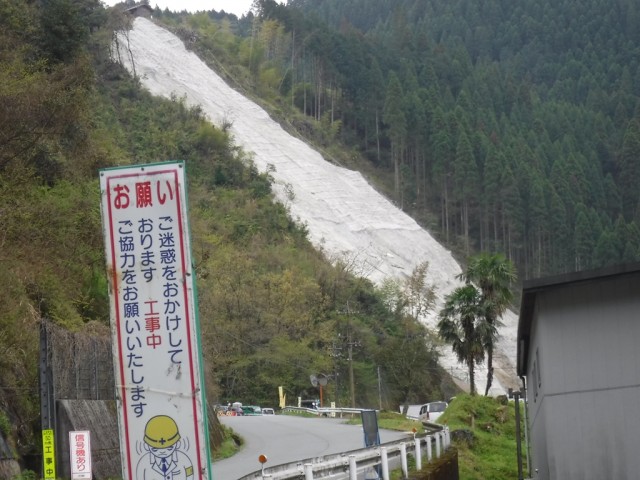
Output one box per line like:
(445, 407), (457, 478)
(144, 415), (181, 448)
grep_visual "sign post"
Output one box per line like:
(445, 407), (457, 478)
(69, 431), (92, 480)
(361, 409), (381, 478)
(42, 429), (56, 480)
(360, 410), (381, 447)
(99, 162), (211, 480)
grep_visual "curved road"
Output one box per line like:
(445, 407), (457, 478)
(211, 414), (411, 479)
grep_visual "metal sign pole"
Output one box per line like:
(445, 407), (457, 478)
(40, 320), (57, 480)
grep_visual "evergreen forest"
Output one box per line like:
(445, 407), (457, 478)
(155, 0), (640, 278)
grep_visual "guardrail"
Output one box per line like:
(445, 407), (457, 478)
(281, 406), (444, 435)
(238, 427), (451, 480)
(281, 406), (365, 417)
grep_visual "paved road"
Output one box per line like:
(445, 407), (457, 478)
(211, 414), (411, 479)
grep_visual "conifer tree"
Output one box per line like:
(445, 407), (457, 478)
(619, 119), (640, 222)
(383, 71), (407, 203)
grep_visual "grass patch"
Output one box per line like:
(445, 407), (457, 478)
(212, 425), (243, 460)
(343, 410), (426, 438)
(343, 409), (424, 434)
(345, 397), (523, 480)
(376, 410), (425, 433)
(439, 394), (523, 480)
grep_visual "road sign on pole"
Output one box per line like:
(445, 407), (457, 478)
(42, 429), (56, 480)
(69, 431), (92, 480)
(99, 162), (211, 480)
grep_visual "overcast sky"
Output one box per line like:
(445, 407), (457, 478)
(102, 1), (285, 17)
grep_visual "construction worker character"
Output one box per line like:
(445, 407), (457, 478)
(136, 415), (194, 480)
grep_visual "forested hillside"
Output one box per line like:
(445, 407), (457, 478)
(160, 0), (640, 279)
(290, 0), (640, 277)
(0, 0), (454, 467)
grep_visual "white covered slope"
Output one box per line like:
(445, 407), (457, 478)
(116, 18), (519, 394)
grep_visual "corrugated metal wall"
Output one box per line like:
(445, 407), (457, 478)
(528, 274), (640, 479)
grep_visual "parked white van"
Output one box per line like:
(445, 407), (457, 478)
(418, 401), (448, 424)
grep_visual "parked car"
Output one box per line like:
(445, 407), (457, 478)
(300, 399), (319, 409)
(242, 405), (263, 416)
(261, 407), (275, 415)
(418, 401), (448, 424)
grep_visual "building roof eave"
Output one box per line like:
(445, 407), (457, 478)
(516, 261), (640, 376)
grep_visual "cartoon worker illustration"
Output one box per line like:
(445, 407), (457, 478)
(137, 415), (194, 480)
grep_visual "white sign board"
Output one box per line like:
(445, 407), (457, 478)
(99, 162), (211, 480)
(69, 430), (92, 480)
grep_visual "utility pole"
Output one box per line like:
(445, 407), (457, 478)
(377, 365), (382, 411)
(509, 388), (524, 480)
(329, 340), (342, 406)
(343, 301), (360, 408)
(348, 333), (356, 408)
(345, 331), (361, 408)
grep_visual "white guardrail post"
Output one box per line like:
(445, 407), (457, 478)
(349, 454), (357, 480)
(426, 434), (432, 462)
(304, 463), (313, 480)
(400, 442), (408, 478)
(414, 436), (422, 470)
(380, 447), (389, 480)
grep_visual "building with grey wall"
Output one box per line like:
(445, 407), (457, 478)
(517, 262), (640, 480)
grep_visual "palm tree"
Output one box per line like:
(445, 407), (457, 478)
(458, 253), (517, 395)
(438, 284), (485, 395)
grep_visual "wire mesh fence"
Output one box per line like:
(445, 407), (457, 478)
(45, 322), (115, 401)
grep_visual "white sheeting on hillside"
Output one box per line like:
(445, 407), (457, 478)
(115, 18), (519, 395)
